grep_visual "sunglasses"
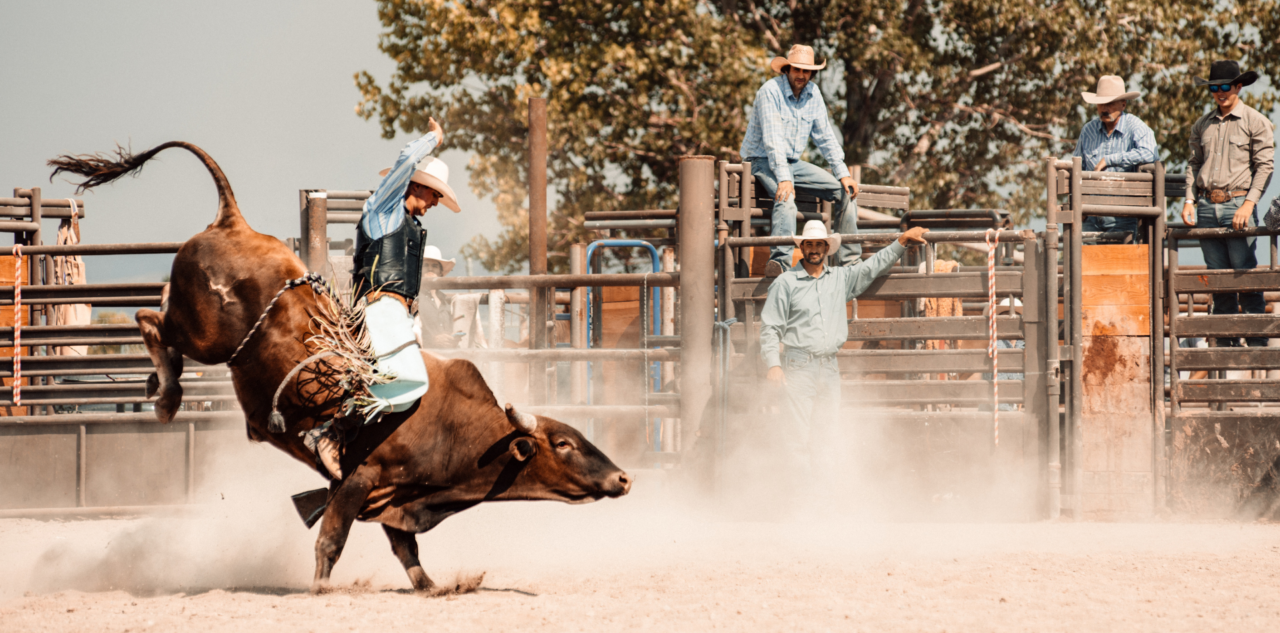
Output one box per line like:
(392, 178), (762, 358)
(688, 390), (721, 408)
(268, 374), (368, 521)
(1208, 84), (1236, 93)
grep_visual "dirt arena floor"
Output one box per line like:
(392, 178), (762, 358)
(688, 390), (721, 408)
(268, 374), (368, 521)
(3, 459), (1280, 633)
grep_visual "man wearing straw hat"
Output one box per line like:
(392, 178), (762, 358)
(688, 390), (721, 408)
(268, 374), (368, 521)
(1072, 75), (1158, 239)
(308, 117), (463, 479)
(760, 221), (928, 479)
(1181, 60), (1275, 348)
(741, 44), (862, 277)
(415, 244), (460, 349)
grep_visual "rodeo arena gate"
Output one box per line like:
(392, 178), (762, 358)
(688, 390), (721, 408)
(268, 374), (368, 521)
(3, 107), (1279, 521)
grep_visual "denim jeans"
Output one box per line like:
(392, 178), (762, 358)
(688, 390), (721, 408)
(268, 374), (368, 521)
(779, 349), (843, 481)
(1197, 197), (1266, 347)
(1082, 215), (1139, 239)
(749, 158), (862, 267)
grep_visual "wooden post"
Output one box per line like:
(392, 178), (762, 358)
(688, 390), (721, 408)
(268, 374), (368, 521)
(305, 191), (328, 274)
(528, 98), (548, 405)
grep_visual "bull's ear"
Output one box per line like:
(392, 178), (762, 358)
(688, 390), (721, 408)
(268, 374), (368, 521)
(504, 403), (537, 434)
(509, 437), (537, 462)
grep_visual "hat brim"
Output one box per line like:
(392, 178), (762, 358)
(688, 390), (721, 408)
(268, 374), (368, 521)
(792, 235), (841, 252)
(1081, 90), (1141, 104)
(378, 168), (462, 213)
(1194, 71), (1259, 87)
(423, 257), (456, 276)
(770, 56), (826, 73)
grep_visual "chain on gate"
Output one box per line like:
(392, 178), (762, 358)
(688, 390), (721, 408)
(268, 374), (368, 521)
(985, 228), (1004, 446)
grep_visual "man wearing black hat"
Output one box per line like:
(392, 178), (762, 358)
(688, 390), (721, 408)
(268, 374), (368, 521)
(1181, 60), (1276, 348)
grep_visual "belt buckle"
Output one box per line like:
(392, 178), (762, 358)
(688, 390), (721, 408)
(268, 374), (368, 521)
(1209, 189), (1230, 204)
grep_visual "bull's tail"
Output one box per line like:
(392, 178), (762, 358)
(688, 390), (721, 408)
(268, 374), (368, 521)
(48, 141), (243, 228)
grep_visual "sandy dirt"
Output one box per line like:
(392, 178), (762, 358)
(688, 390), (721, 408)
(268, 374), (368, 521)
(3, 491), (1280, 632)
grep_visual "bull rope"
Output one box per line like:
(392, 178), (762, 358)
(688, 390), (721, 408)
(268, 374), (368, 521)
(985, 228), (1004, 447)
(12, 243), (21, 408)
(225, 271), (327, 366)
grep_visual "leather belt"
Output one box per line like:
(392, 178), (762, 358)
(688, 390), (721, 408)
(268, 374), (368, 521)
(366, 290), (416, 315)
(783, 347), (836, 361)
(1198, 187), (1249, 204)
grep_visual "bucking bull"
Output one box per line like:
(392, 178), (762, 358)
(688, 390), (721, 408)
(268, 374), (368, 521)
(48, 142), (630, 592)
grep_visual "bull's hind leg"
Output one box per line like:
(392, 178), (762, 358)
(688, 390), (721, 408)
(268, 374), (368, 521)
(311, 471), (375, 593)
(136, 309), (184, 423)
(382, 525), (434, 591)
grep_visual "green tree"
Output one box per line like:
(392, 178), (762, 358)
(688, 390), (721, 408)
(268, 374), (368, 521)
(357, 0), (767, 273)
(358, 0), (1280, 271)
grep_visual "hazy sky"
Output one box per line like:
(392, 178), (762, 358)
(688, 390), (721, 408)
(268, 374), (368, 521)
(1, 0), (504, 283)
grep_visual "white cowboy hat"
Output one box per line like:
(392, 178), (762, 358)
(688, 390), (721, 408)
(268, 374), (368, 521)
(984, 297), (1023, 316)
(422, 244), (456, 275)
(1081, 75), (1141, 104)
(793, 220), (841, 252)
(378, 156), (461, 213)
(770, 44), (826, 74)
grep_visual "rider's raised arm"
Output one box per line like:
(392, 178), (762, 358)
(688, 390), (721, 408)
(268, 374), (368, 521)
(359, 131), (440, 240)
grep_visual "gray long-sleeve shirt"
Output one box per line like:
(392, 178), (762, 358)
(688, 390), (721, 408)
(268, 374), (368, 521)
(760, 241), (906, 369)
(1186, 101), (1275, 204)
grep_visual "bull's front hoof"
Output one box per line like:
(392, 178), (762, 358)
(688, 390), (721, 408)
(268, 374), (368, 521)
(154, 385), (183, 424)
(309, 580), (332, 595)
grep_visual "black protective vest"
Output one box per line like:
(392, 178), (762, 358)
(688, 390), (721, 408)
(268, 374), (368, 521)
(352, 216), (427, 302)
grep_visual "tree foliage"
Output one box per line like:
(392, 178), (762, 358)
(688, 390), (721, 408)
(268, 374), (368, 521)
(358, 0), (1280, 272)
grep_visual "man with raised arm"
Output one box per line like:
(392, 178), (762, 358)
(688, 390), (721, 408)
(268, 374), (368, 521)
(308, 117), (462, 479)
(760, 221), (928, 477)
(741, 44), (861, 277)
(1180, 61), (1275, 348)
(1072, 75), (1159, 239)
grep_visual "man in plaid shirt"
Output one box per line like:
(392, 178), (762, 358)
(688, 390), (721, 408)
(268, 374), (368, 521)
(740, 44), (861, 276)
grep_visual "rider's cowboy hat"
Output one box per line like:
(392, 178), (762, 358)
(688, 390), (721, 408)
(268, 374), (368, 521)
(422, 244), (455, 275)
(1194, 60), (1259, 88)
(1081, 76), (1141, 104)
(770, 44), (826, 74)
(793, 220), (841, 252)
(379, 156), (461, 213)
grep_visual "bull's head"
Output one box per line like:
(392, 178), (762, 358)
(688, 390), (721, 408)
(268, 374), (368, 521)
(502, 404), (631, 503)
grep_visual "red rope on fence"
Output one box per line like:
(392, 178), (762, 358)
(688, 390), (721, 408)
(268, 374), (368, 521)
(985, 228), (1003, 447)
(12, 242), (21, 408)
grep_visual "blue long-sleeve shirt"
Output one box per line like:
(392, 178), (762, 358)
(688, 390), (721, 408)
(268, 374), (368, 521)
(1071, 112), (1158, 172)
(740, 75), (850, 184)
(359, 132), (440, 239)
(760, 241), (906, 369)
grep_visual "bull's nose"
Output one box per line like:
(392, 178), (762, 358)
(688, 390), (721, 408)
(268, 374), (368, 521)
(614, 471), (632, 495)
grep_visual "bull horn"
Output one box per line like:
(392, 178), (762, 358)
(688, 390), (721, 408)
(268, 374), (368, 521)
(505, 403), (537, 433)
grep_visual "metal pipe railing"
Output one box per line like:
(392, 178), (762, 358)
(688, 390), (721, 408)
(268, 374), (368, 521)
(420, 272), (679, 290)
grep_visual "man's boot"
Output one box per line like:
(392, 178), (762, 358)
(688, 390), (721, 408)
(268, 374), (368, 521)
(303, 420), (344, 480)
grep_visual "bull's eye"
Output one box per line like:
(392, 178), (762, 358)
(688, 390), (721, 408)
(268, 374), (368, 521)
(555, 440), (572, 450)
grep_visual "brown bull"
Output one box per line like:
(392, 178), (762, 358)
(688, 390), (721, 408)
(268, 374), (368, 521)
(48, 142), (631, 592)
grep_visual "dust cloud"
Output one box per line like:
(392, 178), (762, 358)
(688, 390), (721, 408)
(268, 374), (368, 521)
(1, 355), (1274, 607)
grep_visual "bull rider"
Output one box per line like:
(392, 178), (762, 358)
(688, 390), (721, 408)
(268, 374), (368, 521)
(308, 117), (462, 479)
(760, 220), (928, 481)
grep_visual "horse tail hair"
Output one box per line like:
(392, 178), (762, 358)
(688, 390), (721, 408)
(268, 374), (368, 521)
(48, 141), (243, 227)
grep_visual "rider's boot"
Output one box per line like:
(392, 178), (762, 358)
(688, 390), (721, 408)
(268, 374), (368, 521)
(303, 420), (344, 480)
(364, 295), (429, 415)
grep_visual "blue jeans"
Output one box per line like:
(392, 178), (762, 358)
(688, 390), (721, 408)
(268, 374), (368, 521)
(779, 349), (842, 479)
(1197, 197), (1266, 347)
(1082, 215), (1139, 238)
(749, 158), (862, 267)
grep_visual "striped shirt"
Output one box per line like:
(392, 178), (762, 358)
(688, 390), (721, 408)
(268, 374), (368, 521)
(740, 75), (850, 183)
(759, 241), (905, 369)
(359, 131), (440, 240)
(1071, 112), (1158, 172)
